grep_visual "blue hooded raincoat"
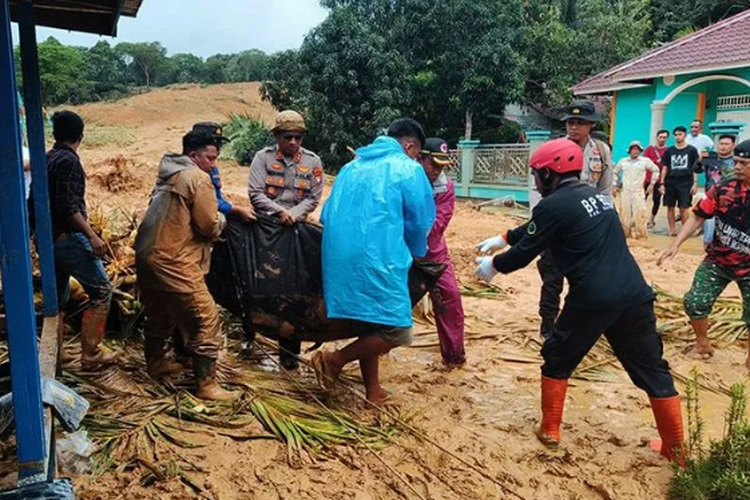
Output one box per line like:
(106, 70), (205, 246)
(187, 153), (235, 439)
(321, 136), (436, 328)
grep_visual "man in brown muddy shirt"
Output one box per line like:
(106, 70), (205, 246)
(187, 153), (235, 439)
(136, 132), (235, 401)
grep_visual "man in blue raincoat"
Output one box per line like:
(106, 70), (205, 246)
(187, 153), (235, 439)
(312, 118), (436, 403)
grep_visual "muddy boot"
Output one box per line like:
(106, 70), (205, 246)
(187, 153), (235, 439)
(279, 338), (300, 370)
(535, 376), (568, 447)
(80, 306), (117, 371)
(193, 355), (238, 401)
(145, 338), (184, 380)
(649, 396), (686, 466)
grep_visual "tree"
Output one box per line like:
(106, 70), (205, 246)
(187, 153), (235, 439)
(84, 41), (129, 100)
(278, 0), (524, 147)
(650, 0), (750, 41)
(227, 50), (271, 82)
(203, 54), (232, 84)
(519, 0), (651, 109)
(262, 50), (310, 110)
(391, 0), (524, 140)
(116, 41), (168, 87)
(263, 7), (411, 170)
(33, 37), (90, 104)
(169, 53), (206, 83)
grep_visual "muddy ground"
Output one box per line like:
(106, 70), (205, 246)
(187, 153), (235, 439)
(22, 83), (750, 499)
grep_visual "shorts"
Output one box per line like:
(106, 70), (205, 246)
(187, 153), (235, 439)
(352, 320), (413, 347)
(663, 182), (692, 209)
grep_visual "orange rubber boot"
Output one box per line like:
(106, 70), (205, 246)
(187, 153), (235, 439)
(649, 396), (686, 466)
(535, 376), (568, 447)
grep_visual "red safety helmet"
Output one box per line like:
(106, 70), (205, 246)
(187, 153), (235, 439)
(529, 138), (583, 174)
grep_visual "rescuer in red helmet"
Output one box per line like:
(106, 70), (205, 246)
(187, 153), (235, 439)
(473, 138), (685, 464)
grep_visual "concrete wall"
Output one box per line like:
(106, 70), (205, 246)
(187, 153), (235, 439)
(611, 86), (655, 161)
(664, 92), (701, 135)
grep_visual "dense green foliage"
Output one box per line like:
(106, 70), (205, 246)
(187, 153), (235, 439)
(16, 38), (274, 106)
(650, 0), (750, 41)
(669, 374), (750, 500)
(223, 113), (275, 166)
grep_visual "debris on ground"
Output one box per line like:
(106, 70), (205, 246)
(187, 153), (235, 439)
(89, 156), (144, 193)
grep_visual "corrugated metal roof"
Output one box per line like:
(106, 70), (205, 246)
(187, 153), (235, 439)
(573, 8), (750, 95)
(9, 0), (145, 36)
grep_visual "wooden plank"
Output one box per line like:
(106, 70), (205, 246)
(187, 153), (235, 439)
(17, 314), (59, 485)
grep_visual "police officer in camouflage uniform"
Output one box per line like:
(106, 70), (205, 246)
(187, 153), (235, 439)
(248, 110), (324, 369)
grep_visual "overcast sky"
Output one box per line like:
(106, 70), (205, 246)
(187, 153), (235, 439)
(13, 0), (329, 57)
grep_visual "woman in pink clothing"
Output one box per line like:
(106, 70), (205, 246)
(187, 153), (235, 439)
(418, 138), (466, 366)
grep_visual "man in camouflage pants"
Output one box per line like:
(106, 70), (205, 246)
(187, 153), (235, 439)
(660, 138), (750, 369)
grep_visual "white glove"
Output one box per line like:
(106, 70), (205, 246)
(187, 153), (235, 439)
(474, 257), (498, 283)
(475, 235), (507, 254)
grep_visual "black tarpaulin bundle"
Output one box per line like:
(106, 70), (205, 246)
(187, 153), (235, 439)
(206, 216), (444, 342)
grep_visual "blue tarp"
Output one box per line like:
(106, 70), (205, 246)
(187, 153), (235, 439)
(321, 136), (436, 327)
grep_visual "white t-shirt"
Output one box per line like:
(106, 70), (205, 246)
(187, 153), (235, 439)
(22, 146), (31, 200)
(686, 133), (714, 154)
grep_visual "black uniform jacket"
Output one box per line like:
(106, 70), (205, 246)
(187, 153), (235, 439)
(494, 180), (654, 311)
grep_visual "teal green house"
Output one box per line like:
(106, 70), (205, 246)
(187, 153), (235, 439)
(573, 8), (750, 159)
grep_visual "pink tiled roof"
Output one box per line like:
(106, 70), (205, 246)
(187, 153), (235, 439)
(573, 8), (750, 94)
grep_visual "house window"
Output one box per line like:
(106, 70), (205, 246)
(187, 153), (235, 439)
(717, 95), (750, 110)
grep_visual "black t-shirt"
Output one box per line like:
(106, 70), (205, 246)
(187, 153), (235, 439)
(494, 181), (654, 311)
(661, 145), (699, 185)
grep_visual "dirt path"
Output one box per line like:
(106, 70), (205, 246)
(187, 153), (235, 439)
(58, 85), (749, 500)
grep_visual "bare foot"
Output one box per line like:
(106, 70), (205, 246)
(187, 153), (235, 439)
(311, 351), (341, 390)
(685, 342), (715, 359)
(365, 386), (390, 405)
(669, 231), (678, 237)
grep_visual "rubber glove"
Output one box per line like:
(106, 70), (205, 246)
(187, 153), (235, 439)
(475, 235), (507, 254)
(474, 257), (498, 283)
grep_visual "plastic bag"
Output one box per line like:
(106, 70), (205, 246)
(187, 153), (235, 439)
(0, 478), (74, 500)
(56, 430), (97, 475)
(0, 379), (89, 437)
(42, 379), (89, 433)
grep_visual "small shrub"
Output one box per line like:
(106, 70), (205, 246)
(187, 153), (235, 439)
(223, 112), (273, 166)
(669, 371), (750, 500)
